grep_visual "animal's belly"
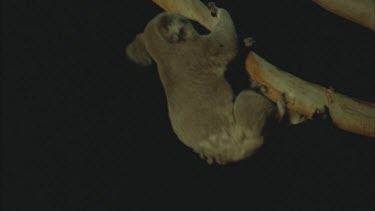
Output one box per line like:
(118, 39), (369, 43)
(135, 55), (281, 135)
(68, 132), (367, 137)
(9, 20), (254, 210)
(168, 104), (264, 164)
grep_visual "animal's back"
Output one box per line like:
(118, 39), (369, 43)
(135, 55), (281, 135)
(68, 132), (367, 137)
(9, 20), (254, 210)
(164, 74), (263, 164)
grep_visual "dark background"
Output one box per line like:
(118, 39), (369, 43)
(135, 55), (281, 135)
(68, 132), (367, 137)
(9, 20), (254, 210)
(3, 0), (374, 210)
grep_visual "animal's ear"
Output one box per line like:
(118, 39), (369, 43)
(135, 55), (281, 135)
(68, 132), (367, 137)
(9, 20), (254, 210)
(126, 33), (153, 66)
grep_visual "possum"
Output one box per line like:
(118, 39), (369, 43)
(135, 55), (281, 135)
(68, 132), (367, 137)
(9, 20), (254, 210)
(126, 3), (285, 164)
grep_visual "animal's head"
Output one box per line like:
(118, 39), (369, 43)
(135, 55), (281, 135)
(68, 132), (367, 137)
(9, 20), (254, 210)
(126, 12), (200, 66)
(156, 13), (199, 43)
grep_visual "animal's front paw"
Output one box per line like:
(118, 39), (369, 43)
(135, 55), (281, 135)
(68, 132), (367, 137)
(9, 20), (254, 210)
(277, 93), (287, 121)
(313, 105), (330, 120)
(251, 80), (268, 93)
(208, 2), (218, 17)
(288, 110), (307, 125)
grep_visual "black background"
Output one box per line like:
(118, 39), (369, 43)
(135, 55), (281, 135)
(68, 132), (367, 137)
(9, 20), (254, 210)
(3, 0), (374, 210)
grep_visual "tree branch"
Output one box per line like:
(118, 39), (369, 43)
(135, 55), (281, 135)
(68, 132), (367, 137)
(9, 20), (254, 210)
(313, 0), (375, 31)
(152, 0), (375, 138)
(246, 52), (375, 138)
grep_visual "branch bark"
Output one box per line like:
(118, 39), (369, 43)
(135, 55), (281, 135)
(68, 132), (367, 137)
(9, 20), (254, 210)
(313, 0), (375, 31)
(246, 52), (375, 138)
(152, 0), (375, 138)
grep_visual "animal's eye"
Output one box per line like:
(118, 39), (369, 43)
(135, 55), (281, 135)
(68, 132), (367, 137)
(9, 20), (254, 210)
(159, 15), (172, 29)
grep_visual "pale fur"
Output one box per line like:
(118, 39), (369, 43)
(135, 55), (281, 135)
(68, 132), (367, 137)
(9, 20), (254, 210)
(126, 5), (276, 164)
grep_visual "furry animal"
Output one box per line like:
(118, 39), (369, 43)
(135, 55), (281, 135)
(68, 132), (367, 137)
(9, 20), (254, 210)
(126, 3), (281, 164)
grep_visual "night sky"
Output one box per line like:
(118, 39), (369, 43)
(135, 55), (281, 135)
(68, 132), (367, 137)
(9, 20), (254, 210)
(3, 0), (374, 210)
